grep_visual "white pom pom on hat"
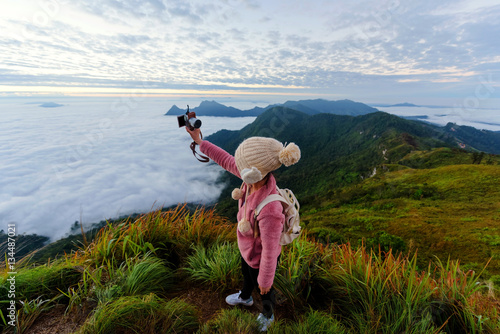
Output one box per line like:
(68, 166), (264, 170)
(231, 188), (244, 200)
(279, 142), (301, 167)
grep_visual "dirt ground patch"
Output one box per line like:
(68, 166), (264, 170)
(178, 285), (298, 324)
(23, 303), (91, 334)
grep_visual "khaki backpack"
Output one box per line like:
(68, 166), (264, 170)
(254, 187), (301, 245)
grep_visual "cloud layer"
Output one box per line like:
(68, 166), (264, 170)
(0, 98), (254, 240)
(0, 0), (499, 105)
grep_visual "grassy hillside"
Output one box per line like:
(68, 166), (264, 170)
(303, 164), (500, 279)
(1, 206), (499, 333)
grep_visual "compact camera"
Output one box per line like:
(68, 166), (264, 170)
(177, 105), (202, 130)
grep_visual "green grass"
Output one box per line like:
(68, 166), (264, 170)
(93, 253), (175, 302)
(85, 205), (235, 267)
(200, 308), (350, 334)
(77, 294), (199, 334)
(184, 242), (241, 290)
(1, 203), (499, 333)
(0, 262), (82, 301)
(398, 147), (487, 168)
(269, 309), (349, 334)
(313, 244), (497, 333)
(274, 237), (324, 307)
(198, 308), (259, 333)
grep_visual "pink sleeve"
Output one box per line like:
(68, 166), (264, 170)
(199, 141), (241, 178)
(256, 201), (284, 288)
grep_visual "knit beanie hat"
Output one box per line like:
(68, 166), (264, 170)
(231, 137), (301, 200)
(236, 136), (300, 183)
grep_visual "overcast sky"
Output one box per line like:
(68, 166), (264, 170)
(1, 0), (499, 106)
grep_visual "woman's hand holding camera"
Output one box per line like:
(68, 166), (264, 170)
(186, 127), (203, 145)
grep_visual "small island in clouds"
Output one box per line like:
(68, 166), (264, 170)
(370, 102), (450, 109)
(39, 102), (64, 108)
(388, 102), (420, 107)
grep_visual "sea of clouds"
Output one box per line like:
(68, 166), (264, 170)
(0, 98), (255, 240)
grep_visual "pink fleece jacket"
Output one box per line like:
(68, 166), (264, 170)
(200, 140), (284, 289)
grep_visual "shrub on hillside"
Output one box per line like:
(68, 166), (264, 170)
(310, 227), (345, 245)
(275, 237), (326, 307)
(312, 244), (497, 333)
(364, 231), (406, 254)
(268, 309), (349, 334)
(184, 242), (241, 290)
(0, 263), (82, 301)
(198, 308), (259, 333)
(77, 294), (198, 334)
(84, 205), (235, 267)
(94, 254), (175, 304)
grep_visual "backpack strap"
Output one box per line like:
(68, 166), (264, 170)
(254, 194), (287, 220)
(252, 193), (287, 238)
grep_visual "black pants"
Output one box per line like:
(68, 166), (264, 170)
(239, 255), (279, 319)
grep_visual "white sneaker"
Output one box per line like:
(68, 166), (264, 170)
(225, 291), (254, 306)
(257, 313), (274, 332)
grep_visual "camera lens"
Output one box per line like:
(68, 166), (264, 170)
(189, 118), (202, 129)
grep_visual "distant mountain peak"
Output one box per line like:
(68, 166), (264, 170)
(165, 104), (185, 115)
(199, 100), (223, 106)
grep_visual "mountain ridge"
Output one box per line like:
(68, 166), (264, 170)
(164, 98), (378, 117)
